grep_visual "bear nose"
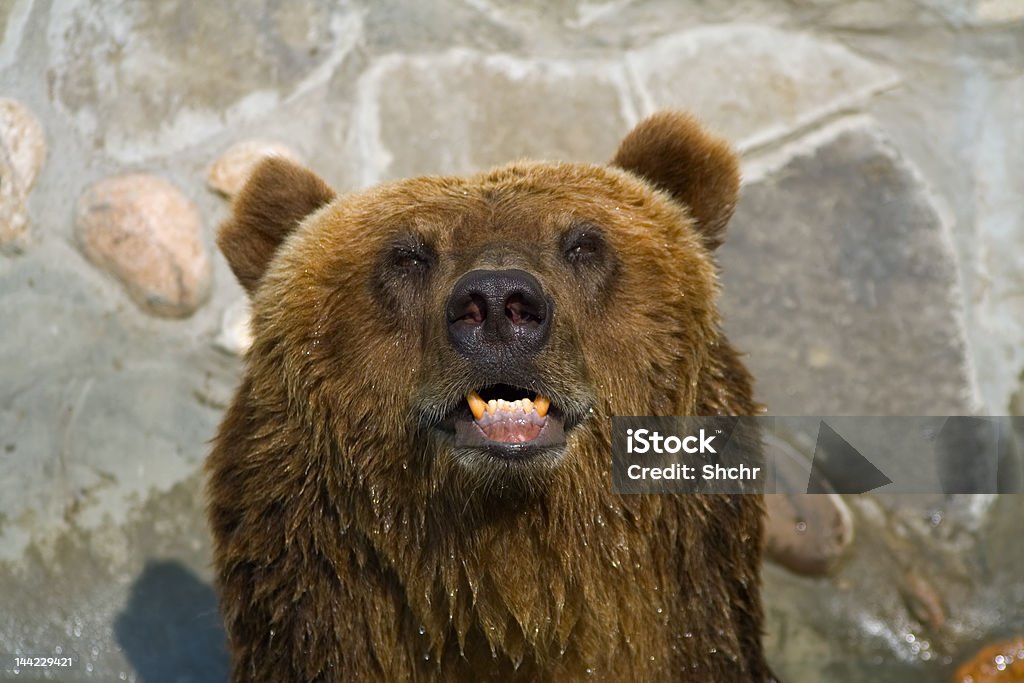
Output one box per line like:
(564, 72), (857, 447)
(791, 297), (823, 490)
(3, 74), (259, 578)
(446, 269), (552, 359)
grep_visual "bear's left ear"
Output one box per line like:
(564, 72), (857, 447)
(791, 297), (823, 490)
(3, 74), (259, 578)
(612, 111), (740, 251)
(217, 157), (336, 294)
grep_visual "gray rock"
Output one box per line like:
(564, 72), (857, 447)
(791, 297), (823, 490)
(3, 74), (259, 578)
(446, 0), (637, 33)
(361, 0), (522, 53)
(0, 244), (239, 563)
(771, 0), (970, 31)
(958, 69), (1024, 415)
(0, 473), (227, 681)
(628, 26), (900, 151)
(349, 50), (636, 184)
(47, 0), (360, 162)
(0, 0), (33, 68)
(719, 122), (975, 415)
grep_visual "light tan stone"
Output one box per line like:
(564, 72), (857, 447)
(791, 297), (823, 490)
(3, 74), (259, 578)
(207, 140), (300, 197)
(75, 174), (211, 317)
(976, 0), (1024, 23)
(0, 98), (46, 252)
(214, 297), (253, 356)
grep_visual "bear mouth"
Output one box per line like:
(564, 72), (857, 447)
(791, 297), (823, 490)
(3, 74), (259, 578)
(448, 384), (567, 458)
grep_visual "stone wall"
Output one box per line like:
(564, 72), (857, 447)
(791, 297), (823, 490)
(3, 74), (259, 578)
(1, 1), (1022, 681)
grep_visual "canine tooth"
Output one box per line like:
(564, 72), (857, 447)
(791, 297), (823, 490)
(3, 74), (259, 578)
(467, 391), (486, 421)
(535, 396), (550, 417)
(487, 399), (497, 415)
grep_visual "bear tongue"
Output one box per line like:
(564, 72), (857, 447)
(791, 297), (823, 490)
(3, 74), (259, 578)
(478, 414), (545, 444)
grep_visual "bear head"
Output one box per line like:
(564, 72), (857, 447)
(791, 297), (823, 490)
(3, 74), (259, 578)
(209, 112), (765, 680)
(217, 111), (743, 495)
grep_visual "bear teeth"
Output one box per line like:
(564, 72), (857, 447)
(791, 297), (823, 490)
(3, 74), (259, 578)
(466, 391), (550, 422)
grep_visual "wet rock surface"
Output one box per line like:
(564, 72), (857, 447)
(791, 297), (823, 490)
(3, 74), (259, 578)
(0, 475), (228, 681)
(0, 1), (1022, 681)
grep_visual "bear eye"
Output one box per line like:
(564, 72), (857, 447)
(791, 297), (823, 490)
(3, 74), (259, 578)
(561, 224), (605, 265)
(390, 244), (432, 274)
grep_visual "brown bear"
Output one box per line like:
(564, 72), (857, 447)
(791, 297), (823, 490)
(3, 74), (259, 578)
(207, 111), (774, 682)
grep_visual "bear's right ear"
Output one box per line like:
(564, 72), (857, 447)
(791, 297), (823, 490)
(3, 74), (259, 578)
(217, 157), (336, 293)
(612, 112), (740, 251)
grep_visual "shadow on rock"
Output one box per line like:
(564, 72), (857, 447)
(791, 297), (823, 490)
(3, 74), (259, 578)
(114, 560), (229, 683)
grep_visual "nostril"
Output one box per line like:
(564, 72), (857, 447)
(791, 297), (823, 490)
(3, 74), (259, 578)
(505, 294), (541, 327)
(455, 294), (486, 326)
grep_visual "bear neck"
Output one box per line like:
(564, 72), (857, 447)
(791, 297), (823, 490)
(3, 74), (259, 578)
(342, 431), (683, 674)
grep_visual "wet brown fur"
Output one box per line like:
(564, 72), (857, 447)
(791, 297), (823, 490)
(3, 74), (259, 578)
(207, 112), (773, 682)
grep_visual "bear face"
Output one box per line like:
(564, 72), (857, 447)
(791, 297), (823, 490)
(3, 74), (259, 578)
(208, 112), (770, 682)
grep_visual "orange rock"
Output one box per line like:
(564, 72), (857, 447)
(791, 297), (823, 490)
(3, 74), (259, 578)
(953, 637), (1024, 682)
(207, 140), (300, 197)
(76, 174), (211, 317)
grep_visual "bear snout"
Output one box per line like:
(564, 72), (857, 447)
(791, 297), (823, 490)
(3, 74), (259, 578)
(445, 268), (553, 363)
